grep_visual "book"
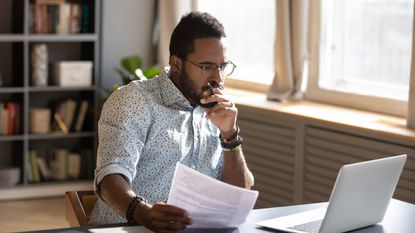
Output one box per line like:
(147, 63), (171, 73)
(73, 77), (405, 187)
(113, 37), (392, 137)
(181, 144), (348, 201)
(54, 112), (68, 134)
(81, 2), (90, 33)
(36, 156), (51, 180)
(62, 99), (77, 131)
(32, 0), (83, 35)
(51, 99), (77, 133)
(25, 154), (33, 183)
(67, 153), (81, 179)
(69, 3), (81, 33)
(75, 100), (88, 132)
(0, 105), (8, 135)
(6, 102), (17, 135)
(49, 149), (67, 180)
(29, 150), (41, 183)
(59, 3), (71, 34)
(14, 103), (21, 134)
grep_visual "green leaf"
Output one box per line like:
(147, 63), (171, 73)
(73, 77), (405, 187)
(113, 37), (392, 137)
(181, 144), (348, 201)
(113, 83), (120, 91)
(113, 54), (161, 91)
(115, 67), (130, 84)
(143, 66), (161, 79)
(115, 67), (131, 84)
(121, 55), (143, 74)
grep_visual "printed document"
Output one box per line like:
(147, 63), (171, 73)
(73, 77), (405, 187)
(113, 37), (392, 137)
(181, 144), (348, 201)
(167, 163), (259, 228)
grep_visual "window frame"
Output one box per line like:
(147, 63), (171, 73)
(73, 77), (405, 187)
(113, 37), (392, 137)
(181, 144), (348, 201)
(196, 0), (276, 89)
(306, 0), (413, 118)
(225, 78), (269, 93)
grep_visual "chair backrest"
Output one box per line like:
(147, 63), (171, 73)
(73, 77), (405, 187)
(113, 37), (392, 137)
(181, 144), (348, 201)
(65, 190), (97, 227)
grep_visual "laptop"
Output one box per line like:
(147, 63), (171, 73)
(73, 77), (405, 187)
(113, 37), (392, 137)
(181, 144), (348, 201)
(256, 154), (407, 233)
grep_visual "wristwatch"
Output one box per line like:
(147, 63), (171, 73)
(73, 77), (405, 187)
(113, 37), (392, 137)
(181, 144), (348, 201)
(221, 134), (244, 150)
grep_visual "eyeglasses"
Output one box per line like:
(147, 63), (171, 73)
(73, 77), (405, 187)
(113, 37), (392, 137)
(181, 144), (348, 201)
(184, 59), (236, 77)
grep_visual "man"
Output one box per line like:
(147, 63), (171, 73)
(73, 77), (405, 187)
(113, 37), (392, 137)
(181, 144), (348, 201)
(90, 11), (254, 233)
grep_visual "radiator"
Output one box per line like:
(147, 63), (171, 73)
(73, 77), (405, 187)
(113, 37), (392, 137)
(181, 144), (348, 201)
(237, 105), (415, 207)
(238, 107), (298, 208)
(304, 126), (415, 204)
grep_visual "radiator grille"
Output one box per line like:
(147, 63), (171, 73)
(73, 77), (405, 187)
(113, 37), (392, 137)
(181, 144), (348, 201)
(238, 107), (297, 208)
(304, 126), (415, 204)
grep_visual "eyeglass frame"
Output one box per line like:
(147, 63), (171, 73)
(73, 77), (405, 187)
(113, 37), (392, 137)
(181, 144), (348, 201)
(182, 59), (236, 77)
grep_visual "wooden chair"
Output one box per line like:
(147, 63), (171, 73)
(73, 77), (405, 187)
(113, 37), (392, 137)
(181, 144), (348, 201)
(65, 190), (97, 227)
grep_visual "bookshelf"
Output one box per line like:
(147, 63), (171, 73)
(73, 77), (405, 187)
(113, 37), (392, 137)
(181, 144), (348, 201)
(0, 0), (100, 199)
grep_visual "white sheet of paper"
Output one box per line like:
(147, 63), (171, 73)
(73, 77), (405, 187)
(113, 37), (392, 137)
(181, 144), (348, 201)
(167, 163), (259, 228)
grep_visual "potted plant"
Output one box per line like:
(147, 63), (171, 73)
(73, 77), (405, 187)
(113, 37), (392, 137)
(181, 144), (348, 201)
(101, 55), (161, 100)
(113, 55), (161, 90)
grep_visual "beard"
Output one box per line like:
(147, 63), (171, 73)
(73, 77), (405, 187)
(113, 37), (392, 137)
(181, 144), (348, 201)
(179, 69), (216, 108)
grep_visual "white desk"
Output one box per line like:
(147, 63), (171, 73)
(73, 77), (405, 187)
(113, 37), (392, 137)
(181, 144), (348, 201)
(27, 199), (415, 233)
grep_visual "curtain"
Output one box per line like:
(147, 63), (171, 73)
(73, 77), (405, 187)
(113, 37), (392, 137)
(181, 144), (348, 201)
(267, 0), (310, 101)
(157, 0), (197, 67)
(407, 1), (415, 129)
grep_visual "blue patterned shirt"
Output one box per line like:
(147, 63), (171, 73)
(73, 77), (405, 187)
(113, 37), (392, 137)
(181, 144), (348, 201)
(89, 68), (224, 224)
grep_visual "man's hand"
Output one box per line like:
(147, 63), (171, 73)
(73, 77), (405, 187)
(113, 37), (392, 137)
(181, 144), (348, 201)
(200, 86), (238, 138)
(136, 202), (192, 233)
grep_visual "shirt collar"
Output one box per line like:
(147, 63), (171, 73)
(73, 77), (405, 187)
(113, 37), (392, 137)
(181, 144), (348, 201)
(158, 67), (194, 110)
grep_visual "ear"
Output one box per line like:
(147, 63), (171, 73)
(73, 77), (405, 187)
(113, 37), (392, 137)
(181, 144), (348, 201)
(169, 55), (183, 76)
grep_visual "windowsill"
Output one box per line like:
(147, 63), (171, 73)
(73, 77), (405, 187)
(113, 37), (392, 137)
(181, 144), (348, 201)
(225, 87), (415, 143)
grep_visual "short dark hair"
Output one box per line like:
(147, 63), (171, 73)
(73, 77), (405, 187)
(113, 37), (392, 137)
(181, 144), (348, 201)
(169, 11), (226, 59)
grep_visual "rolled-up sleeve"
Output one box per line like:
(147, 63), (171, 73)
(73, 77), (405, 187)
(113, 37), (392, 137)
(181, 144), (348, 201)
(93, 83), (150, 198)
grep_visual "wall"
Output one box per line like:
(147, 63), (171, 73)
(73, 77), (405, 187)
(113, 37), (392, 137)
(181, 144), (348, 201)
(101, 0), (155, 90)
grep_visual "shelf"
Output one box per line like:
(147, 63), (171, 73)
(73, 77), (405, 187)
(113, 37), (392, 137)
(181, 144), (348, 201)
(0, 180), (93, 201)
(0, 87), (25, 93)
(0, 0), (100, 198)
(29, 86), (96, 92)
(28, 132), (95, 140)
(0, 135), (24, 142)
(0, 34), (25, 41)
(0, 34), (98, 42)
(27, 34), (98, 42)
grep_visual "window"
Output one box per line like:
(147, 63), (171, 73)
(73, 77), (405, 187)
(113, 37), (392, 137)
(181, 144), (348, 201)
(197, 0), (275, 87)
(307, 0), (414, 116)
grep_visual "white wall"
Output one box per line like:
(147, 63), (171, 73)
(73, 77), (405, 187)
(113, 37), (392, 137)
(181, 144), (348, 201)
(101, 0), (154, 90)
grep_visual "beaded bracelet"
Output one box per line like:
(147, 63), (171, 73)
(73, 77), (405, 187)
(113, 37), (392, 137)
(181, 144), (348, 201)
(219, 125), (240, 143)
(126, 195), (149, 224)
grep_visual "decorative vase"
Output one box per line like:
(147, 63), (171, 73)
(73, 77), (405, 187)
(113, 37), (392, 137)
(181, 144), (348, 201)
(31, 44), (49, 86)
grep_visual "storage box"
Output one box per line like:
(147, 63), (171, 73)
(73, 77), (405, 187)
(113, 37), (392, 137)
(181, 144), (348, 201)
(52, 61), (93, 87)
(0, 167), (20, 187)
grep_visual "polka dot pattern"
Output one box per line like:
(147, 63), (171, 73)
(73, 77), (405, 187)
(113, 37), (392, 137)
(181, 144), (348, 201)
(89, 68), (224, 224)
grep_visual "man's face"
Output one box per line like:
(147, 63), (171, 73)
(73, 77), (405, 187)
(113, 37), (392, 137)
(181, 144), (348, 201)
(179, 37), (228, 108)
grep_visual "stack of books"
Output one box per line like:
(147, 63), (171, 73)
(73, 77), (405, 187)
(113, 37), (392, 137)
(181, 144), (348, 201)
(30, 0), (91, 34)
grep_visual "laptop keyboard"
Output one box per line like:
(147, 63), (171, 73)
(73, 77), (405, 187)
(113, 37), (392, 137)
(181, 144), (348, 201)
(288, 219), (323, 233)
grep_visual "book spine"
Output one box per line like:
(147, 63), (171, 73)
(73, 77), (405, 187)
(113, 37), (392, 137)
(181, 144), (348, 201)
(50, 149), (67, 180)
(75, 100), (89, 132)
(6, 102), (17, 135)
(29, 150), (41, 183)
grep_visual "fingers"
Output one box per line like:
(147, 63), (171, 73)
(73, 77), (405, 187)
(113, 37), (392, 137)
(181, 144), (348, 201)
(154, 205), (192, 225)
(200, 87), (233, 108)
(205, 102), (236, 117)
(201, 91), (236, 118)
(145, 203), (192, 233)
